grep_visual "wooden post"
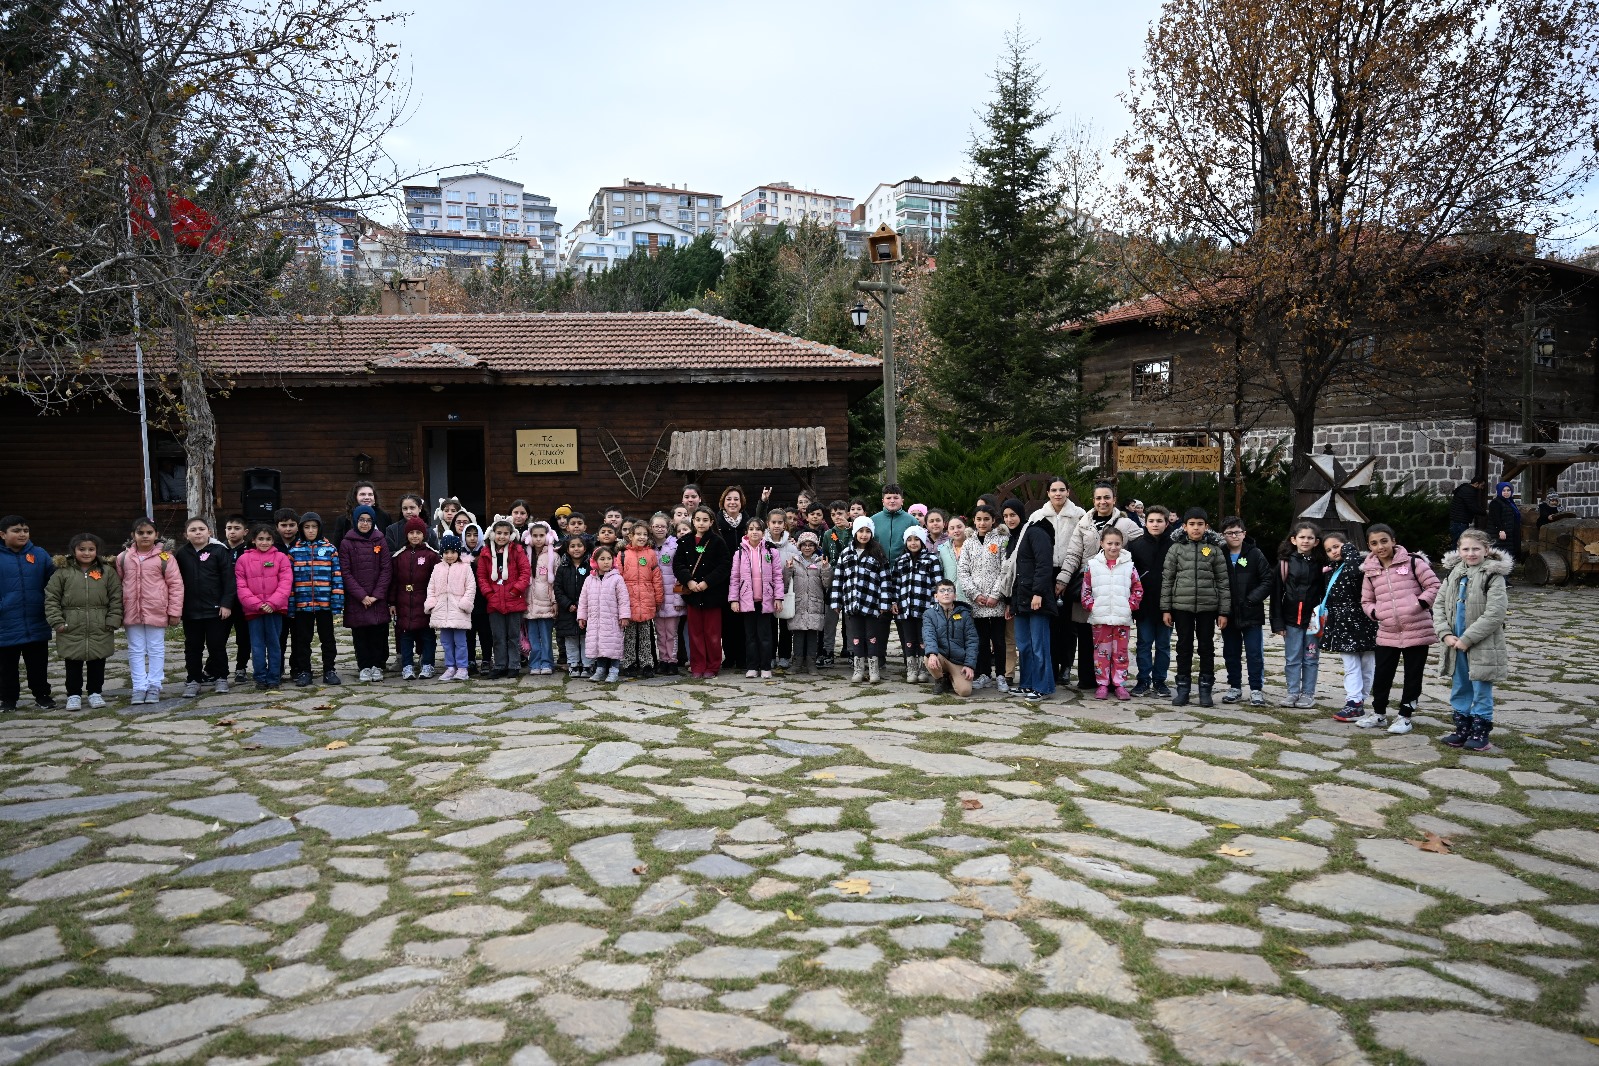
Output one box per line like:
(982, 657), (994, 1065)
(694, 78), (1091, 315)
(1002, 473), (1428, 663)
(1232, 427), (1245, 518)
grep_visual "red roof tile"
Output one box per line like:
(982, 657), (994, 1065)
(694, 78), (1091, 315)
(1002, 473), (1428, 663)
(94, 310), (881, 386)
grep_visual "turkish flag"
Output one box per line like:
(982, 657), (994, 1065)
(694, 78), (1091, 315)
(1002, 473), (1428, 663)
(129, 168), (226, 253)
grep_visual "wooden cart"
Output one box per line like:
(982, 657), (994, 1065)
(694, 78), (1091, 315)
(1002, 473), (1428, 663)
(1487, 443), (1599, 585)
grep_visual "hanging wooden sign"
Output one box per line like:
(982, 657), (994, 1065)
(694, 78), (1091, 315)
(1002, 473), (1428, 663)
(1116, 445), (1223, 472)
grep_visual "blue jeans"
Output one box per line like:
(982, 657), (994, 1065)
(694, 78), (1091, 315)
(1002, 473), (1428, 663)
(439, 628), (468, 669)
(398, 627), (436, 671)
(1223, 623), (1264, 691)
(525, 619), (554, 671)
(1450, 651), (1494, 719)
(249, 613), (284, 685)
(1136, 618), (1171, 685)
(1016, 613), (1056, 695)
(1283, 625), (1320, 697)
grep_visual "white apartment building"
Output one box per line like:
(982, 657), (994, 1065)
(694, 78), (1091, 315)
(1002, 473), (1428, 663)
(859, 176), (965, 245)
(403, 172), (561, 276)
(719, 181), (862, 255)
(561, 218), (701, 274)
(586, 180), (723, 239)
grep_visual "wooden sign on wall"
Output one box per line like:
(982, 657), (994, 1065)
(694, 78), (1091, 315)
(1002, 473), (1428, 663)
(515, 429), (580, 474)
(1117, 445), (1222, 473)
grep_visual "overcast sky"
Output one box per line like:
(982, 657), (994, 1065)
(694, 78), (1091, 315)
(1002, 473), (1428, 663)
(382, 0), (1597, 249)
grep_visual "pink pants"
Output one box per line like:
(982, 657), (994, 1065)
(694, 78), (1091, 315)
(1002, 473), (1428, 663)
(1092, 624), (1131, 689)
(655, 615), (680, 664)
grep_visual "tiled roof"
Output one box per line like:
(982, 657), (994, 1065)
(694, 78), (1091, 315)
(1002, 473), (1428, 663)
(93, 310), (881, 385)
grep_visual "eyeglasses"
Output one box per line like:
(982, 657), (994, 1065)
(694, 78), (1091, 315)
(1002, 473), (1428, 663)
(1223, 529), (1246, 536)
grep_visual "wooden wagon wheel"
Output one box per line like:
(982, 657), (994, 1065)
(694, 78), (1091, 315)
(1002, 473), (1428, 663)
(1525, 550), (1568, 586)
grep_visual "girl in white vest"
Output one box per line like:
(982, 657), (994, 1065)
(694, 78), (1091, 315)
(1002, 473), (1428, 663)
(1080, 527), (1144, 700)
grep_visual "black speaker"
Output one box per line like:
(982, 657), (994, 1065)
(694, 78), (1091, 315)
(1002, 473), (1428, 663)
(241, 467), (281, 522)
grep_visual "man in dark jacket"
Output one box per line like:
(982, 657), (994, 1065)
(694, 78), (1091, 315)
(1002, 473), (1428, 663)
(1219, 516), (1271, 705)
(0, 515), (56, 710)
(922, 581), (979, 696)
(1448, 476), (1487, 541)
(1128, 506), (1174, 698)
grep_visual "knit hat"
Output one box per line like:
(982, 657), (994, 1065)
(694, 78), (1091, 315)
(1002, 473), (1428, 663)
(299, 511), (322, 527)
(440, 534), (463, 553)
(353, 504), (376, 526)
(404, 515), (428, 534)
(797, 531), (820, 547)
(908, 503), (928, 519)
(554, 504), (573, 518)
(904, 525), (929, 547)
(851, 515), (875, 537)
(1182, 507), (1209, 523)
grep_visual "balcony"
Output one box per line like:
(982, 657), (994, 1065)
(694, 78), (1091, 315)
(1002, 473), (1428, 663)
(896, 196), (931, 212)
(406, 190), (441, 201)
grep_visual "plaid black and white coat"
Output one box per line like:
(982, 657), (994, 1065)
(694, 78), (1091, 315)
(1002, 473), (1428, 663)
(892, 547), (945, 619)
(829, 545), (893, 617)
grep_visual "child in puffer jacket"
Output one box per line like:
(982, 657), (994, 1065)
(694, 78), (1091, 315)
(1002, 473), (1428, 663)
(523, 521), (558, 675)
(652, 514), (685, 676)
(1081, 526), (1144, 700)
(426, 534), (477, 680)
(1358, 522), (1440, 734)
(784, 532), (831, 675)
(577, 544), (630, 683)
(1433, 528), (1511, 751)
(118, 517), (185, 705)
(235, 524), (294, 689)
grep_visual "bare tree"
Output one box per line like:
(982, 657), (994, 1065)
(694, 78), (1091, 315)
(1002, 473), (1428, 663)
(0, 0), (466, 523)
(1114, 0), (1599, 478)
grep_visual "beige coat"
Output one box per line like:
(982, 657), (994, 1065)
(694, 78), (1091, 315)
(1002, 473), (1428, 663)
(1432, 549), (1512, 682)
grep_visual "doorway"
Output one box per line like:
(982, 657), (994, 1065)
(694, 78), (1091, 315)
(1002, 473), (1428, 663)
(425, 426), (486, 523)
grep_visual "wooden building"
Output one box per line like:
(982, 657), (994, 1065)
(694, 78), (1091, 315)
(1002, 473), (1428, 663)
(0, 310), (881, 548)
(1078, 257), (1599, 507)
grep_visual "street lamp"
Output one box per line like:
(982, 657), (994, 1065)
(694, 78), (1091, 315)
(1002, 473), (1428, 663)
(854, 225), (908, 482)
(1537, 327), (1556, 359)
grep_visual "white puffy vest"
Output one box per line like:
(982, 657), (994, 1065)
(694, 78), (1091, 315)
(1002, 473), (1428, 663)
(1086, 552), (1137, 626)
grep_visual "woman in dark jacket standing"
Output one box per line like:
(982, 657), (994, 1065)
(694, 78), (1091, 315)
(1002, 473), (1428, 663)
(1009, 511), (1058, 702)
(674, 506), (731, 678)
(1322, 531), (1380, 722)
(331, 482), (392, 550)
(1487, 482), (1521, 563)
(339, 505), (392, 682)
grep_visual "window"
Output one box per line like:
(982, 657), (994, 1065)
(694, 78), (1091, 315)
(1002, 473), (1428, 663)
(446, 205), (463, 217)
(429, 219), (439, 229)
(342, 239), (355, 250)
(465, 206), (479, 218)
(445, 189), (461, 202)
(679, 195), (689, 205)
(613, 191), (623, 201)
(698, 211), (709, 221)
(489, 193), (499, 204)
(613, 207), (623, 217)
(466, 219), (479, 230)
(1131, 360), (1171, 400)
(466, 191), (477, 202)
(698, 198), (708, 207)
(505, 223), (518, 233)
(486, 221), (500, 232)
(646, 192), (659, 203)
(634, 207), (643, 216)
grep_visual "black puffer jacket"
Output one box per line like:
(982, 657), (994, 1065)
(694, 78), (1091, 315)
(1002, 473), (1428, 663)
(1272, 548), (1329, 632)
(1129, 528), (1171, 622)
(1010, 518), (1058, 617)
(1224, 536), (1272, 627)
(1317, 546), (1378, 653)
(175, 539), (238, 620)
(672, 530), (730, 610)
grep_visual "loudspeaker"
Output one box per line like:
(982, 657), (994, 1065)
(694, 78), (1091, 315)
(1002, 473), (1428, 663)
(241, 467), (281, 522)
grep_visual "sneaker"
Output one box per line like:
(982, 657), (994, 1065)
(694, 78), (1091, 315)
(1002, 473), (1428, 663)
(1355, 712), (1389, 729)
(1017, 689), (1043, 704)
(401, 665), (415, 681)
(746, 670), (758, 679)
(255, 682), (269, 692)
(145, 687), (161, 704)
(1130, 681), (1150, 697)
(1279, 694), (1299, 707)
(64, 695), (82, 711)
(214, 679), (229, 694)
(87, 693), (106, 709)
(972, 675), (991, 690)
(234, 668), (249, 684)
(1249, 690), (1266, 706)
(996, 676), (1010, 693)
(293, 672), (312, 687)
(1222, 686), (1242, 703)
(1333, 700), (1363, 721)
(420, 665), (434, 679)
(777, 658), (791, 669)
(1152, 682), (1172, 699)
(359, 668), (374, 682)
(370, 668), (382, 682)
(1387, 716), (1413, 734)
(182, 681), (201, 698)
(761, 670), (774, 680)
(1295, 694), (1316, 709)
(816, 655), (834, 668)
(606, 667), (620, 683)
(323, 670), (342, 685)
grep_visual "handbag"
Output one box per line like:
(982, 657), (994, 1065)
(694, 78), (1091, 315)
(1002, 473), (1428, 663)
(1307, 561), (1344, 637)
(777, 586), (797, 620)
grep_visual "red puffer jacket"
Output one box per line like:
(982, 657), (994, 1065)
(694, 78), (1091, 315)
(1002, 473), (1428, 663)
(1360, 545), (1440, 649)
(476, 543), (530, 614)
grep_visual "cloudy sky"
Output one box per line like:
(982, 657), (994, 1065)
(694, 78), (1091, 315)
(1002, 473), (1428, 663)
(383, 0), (1597, 249)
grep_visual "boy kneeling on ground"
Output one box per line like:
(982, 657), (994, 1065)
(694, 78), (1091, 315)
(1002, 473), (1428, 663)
(922, 579), (979, 696)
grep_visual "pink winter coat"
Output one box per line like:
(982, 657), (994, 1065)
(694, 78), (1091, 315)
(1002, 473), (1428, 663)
(117, 546), (184, 627)
(577, 568), (631, 660)
(425, 558), (477, 629)
(729, 538), (785, 614)
(1360, 545), (1440, 649)
(234, 547), (293, 620)
(524, 544), (558, 620)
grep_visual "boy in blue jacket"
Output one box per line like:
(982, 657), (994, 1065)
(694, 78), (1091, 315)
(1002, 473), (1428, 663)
(922, 580), (979, 697)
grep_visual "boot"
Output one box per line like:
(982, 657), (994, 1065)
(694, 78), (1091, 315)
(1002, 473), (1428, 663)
(867, 657), (882, 683)
(932, 674), (952, 695)
(1441, 711), (1471, 747)
(1198, 675), (1214, 708)
(905, 657), (917, 684)
(1173, 678), (1191, 706)
(850, 657), (866, 682)
(1463, 716), (1494, 751)
(797, 656), (812, 675)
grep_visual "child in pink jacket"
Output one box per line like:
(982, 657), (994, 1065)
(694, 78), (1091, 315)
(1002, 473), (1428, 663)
(729, 517), (786, 679)
(426, 534), (477, 680)
(577, 545), (631, 684)
(1359, 523), (1441, 733)
(235, 524), (294, 689)
(523, 522), (558, 676)
(117, 517), (185, 704)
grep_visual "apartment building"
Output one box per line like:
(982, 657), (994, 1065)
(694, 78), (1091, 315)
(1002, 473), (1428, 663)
(561, 218), (701, 274)
(586, 179), (723, 239)
(859, 176), (965, 245)
(403, 172), (561, 276)
(719, 181), (865, 255)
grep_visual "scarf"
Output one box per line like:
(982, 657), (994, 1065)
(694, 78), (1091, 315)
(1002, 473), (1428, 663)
(490, 544), (510, 585)
(1495, 483), (1520, 523)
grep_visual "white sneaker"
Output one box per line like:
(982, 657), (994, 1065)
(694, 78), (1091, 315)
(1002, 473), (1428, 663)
(64, 695), (82, 711)
(972, 675), (991, 690)
(745, 670), (758, 679)
(996, 676), (1009, 693)
(1354, 712), (1387, 729)
(146, 686), (161, 703)
(1387, 716), (1413, 734)
(370, 668), (382, 682)
(87, 693), (105, 709)
(401, 665), (415, 680)
(606, 667), (620, 683)
(420, 665), (434, 679)
(359, 668), (374, 682)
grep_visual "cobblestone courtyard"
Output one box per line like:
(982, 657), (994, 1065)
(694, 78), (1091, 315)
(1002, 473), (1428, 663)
(2, 583), (1598, 1066)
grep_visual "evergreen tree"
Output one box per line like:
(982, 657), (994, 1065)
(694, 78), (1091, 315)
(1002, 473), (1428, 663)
(719, 224), (790, 331)
(924, 31), (1111, 446)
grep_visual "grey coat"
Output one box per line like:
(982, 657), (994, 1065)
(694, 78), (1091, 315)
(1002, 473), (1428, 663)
(1432, 549), (1512, 682)
(785, 556), (831, 631)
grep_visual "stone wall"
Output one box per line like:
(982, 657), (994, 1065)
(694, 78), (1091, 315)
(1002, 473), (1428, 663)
(1080, 419), (1599, 515)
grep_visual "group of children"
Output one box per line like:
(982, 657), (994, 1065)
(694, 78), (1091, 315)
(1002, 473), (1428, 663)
(0, 481), (1511, 748)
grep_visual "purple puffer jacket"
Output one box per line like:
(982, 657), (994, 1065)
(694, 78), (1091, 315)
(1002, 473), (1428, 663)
(339, 527), (393, 628)
(729, 539), (785, 614)
(1360, 545), (1440, 649)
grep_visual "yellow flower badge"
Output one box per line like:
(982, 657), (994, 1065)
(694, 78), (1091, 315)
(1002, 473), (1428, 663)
(1201, 547), (1212, 556)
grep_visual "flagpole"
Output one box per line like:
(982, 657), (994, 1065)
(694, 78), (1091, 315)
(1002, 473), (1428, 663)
(127, 173), (154, 519)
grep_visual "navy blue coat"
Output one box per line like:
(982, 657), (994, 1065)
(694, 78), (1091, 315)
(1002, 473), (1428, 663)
(0, 540), (55, 646)
(922, 601), (979, 666)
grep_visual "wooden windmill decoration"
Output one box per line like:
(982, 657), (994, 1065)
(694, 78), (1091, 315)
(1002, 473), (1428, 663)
(1296, 451), (1377, 537)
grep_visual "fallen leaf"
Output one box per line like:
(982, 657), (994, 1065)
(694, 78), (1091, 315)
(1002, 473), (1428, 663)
(809, 771), (837, 780)
(833, 878), (872, 896)
(960, 798), (983, 810)
(1259, 731), (1301, 746)
(1216, 845), (1254, 857)
(325, 740), (349, 750)
(215, 718), (236, 726)
(631, 864), (648, 875)
(1216, 822), (1242, 829)
(785, 908), (804, 921)
(1277, 836), (1299, 842)
(77, 822), (96, 828)
(314, 703), (334, 710)
(1407, 832), (1453, 854)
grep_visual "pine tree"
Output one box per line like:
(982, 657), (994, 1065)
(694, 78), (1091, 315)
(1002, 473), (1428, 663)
(719, 224), (790, 332)
(924, 31), (1111, 446)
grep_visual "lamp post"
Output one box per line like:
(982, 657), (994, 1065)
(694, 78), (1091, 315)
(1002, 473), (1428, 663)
(853, 225), (908, 483)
